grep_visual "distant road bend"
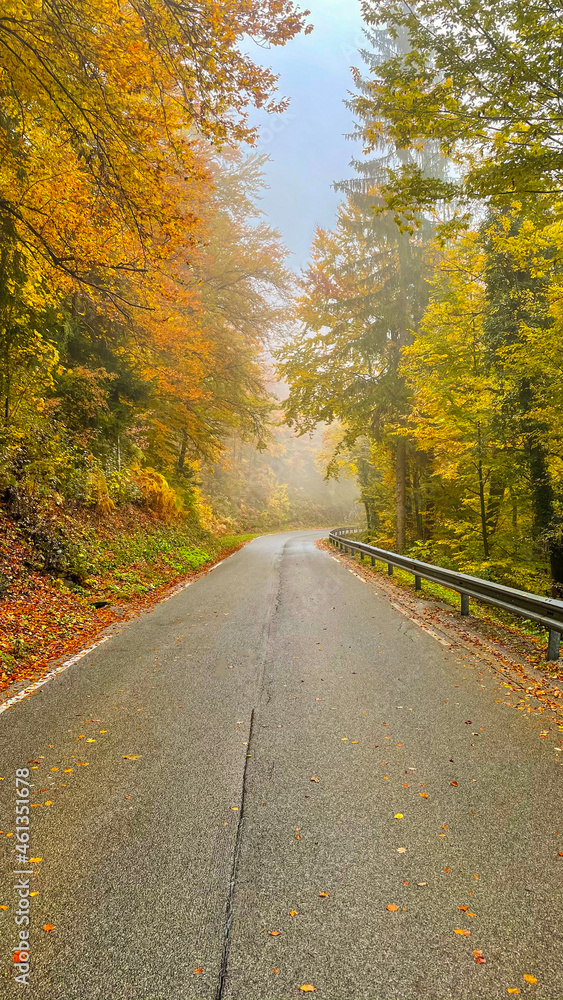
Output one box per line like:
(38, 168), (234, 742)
(0, 530), (562, 1000)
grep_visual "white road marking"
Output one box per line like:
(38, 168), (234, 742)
(0, 636), (111, 716)
(0, 545), (244, 717)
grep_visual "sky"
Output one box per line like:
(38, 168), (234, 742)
(248, 0), (365, 273)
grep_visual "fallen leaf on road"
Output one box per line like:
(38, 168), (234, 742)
(450, 781), (458, 786)
(444, 868), (451, 873)
(468, 912), (476, 917)
(299, 987), (316, 993)
(458, 906), (468, 912)
(193, 968), (203, 974)
(318, 892), (330, 898)
(269, 931), (281, 937)
(273, 968), (279, 974)
(559, 852), (563, 857)
(315, 698), (321, 702)
(44, 801), (52, 806)
(386, 904), (399, 911)
(397, 847), (407, 853)
(473, 950), (486, 964)
(417, 882), (427, 886)
(29, 858), (42, 863)
(523, 975), (538, 984)
(295, 834), (301, 840)
(394, 813), (404, 819)
(0, 905), (8, 910)
(454, 929), (471, 936)
(351, 740), (359, 744)
(122, 755), (141, 760)
(420, 793), (429, 798)
(507, 990), (521, 994)
(310, 776), (320, 783)
(289, 910), (298, 917)
(42, 924), (54, 932)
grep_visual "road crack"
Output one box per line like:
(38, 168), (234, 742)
(215, 707), (255, 1000)
(214, 539), (286, 999)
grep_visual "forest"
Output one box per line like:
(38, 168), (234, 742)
(0, 0), (361, 682)
(2, 0), (563, 682)
(278, 0), (563, 599)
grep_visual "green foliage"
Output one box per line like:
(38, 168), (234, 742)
(358, 0), (563, 217)
(280, 13), (563, 596)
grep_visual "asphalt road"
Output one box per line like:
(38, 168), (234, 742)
(0, 529), (562, 1000)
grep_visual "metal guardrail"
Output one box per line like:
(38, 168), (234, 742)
(329, 527), (563, 660)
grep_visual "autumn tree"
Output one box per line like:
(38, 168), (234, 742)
(356, 0), (563, 218)
(0, 0), (311, 295)
(278, 25), (438, 551)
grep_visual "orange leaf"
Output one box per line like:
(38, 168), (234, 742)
(507, 990), (521, 994)
(43, 924), (54, 932)
(420, 792), (429, 798)
(454, 928), (471, 936)
(318, 892), (330, 898)
(299, 987), (316, 993)
(310, 777), (319, 783)
(523, 975), (538, 984)
(273, 968), (280, 974)
(193, 968), (203, 974)
(450, 781), (458, 786)
(386, 904), (399, 911)
(458, 906), (468, 912)
(289, 910), (298, 917)
(269, 930), (281, 936)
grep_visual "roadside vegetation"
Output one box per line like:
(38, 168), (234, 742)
(278, 1), (563, 602)
(0, 0), (360, 688)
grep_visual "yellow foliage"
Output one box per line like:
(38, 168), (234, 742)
(86, 470), (115, 515)
(131, 466), (179, 519)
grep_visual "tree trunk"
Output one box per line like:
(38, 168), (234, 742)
(477, 458), (490, 559)
(177, 428), (187, 473)
(485, 469), (505, 542)
(550, 542), (563, 598)
(396, 437), (406, 553)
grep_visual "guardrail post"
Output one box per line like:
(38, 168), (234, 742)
(414, 575), (421, 591)
(387, 563), (393, 576)
(371, 555), (375, 567)
(359, 551), (364, 561)
(460, 593), (469, 616)
(548, 629), (560, 661)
